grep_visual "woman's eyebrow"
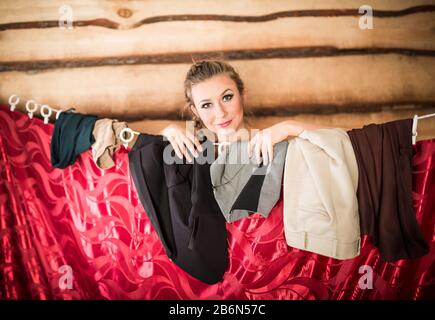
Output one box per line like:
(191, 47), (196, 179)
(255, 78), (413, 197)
(220, 88), (232, 96)
(199, 88), (232, 104)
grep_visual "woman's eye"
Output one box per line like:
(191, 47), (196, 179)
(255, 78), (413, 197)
(223, 94), (233, 102)
(201, 103), (212, 109)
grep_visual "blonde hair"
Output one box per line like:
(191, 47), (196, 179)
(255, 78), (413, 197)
(183, 60), (247, 129)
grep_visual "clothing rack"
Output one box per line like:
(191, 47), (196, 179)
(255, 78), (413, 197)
(7, 94), (435, 146)
(7, 94), (211, 149)
(7, 94), (140, 147)
(8, 94), (76, 124)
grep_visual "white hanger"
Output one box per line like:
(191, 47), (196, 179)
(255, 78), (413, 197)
(8, 94), (20, 111)
(8, 94), (74, 123)
(118, 128), (232, 153)
(213, 141), (231, 155)
(119, 127), (140, 148)
(412, 112), (435, 145)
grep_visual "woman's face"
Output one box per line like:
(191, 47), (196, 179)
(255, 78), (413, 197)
(190, 74), (245, 137)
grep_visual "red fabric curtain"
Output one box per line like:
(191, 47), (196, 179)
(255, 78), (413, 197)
(0, 105), (434, 300)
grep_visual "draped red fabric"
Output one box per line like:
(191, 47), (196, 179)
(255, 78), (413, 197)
(0, 104), (434, 300)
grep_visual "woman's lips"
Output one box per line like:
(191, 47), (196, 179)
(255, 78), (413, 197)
(216, 119), (232, 128)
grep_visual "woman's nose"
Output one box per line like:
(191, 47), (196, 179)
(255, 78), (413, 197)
(214, 102), (226, 118)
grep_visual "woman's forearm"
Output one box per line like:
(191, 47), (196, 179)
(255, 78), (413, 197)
(283, 120), (333, 138)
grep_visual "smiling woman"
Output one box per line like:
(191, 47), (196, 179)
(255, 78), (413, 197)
(1, 0), (435, 303)
(160, 60), (331, 165)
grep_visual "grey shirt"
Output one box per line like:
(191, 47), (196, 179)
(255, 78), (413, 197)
(210, 140), (288, 222)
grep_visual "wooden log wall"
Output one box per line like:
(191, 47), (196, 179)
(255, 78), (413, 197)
(0, 0), (434, 139)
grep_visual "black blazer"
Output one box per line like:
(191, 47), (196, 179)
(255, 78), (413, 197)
(128, 134), (228, 284)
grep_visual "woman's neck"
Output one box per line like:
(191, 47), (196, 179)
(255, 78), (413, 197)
(217, 121), (254, 143)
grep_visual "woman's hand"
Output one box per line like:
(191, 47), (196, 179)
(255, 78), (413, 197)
(247, 122), (291, 166)
(160, 124), (203, 162)
(248, 120), (331, 165)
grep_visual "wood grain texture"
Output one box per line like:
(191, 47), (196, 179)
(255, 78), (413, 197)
(1, 8), (434, 64)
(0, 0), (434, 139)
(1, 1), (434, 25)
(1, 56), (434, 119)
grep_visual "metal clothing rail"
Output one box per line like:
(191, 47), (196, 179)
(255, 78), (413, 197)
(7, 94), (435, 147)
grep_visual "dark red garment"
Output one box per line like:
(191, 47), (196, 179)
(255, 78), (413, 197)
(0, 104), (434, 299)
(347, 119), (430, 262)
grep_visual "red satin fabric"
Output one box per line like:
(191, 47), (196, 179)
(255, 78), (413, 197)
(0, 105), (434, 300)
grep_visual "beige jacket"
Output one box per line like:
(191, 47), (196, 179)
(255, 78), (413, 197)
(92, 118), (127, 169)
(283, 128), (360, 260)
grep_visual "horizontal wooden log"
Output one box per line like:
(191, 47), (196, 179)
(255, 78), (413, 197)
(1, 1), (434, 26)
(2, 48), (435, 73)
(1, 55), (434, 119)
(1, 12), (434, 64)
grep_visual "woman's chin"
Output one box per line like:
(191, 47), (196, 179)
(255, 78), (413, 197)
(216, 127), (235, 135)
(216, 127), (245, 142)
